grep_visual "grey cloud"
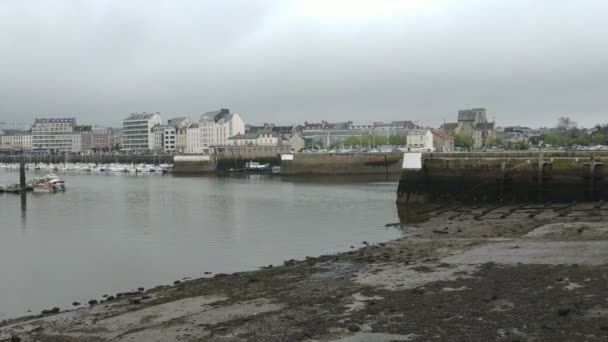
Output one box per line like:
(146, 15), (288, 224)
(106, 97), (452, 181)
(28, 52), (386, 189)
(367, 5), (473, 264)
(0, 0), (607, 128)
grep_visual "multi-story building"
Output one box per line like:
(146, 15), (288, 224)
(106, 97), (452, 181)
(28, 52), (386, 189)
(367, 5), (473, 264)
(186, 109), (245, 154)
(0, 131), (32, 151)
(121, 112), (162, 152)
(151, 125), (166, 153)
(91, 127), (113, 151)
(406, 129), (434, 151)
(186, 124), (202, 153)
(199, 109), (245, 147)
(32, 118), (76, 153)
(165, 117), (191, 154)
(163, 126), (177, 154)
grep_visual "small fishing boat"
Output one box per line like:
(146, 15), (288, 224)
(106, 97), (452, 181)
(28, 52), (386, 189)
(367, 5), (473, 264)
(228, 161), (272, 173)
(32, 174), (66, 193)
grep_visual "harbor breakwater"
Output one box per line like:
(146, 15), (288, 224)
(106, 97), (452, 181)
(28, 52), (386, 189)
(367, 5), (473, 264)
(397, 151), (608, 204)
(173, 153), (403, 175)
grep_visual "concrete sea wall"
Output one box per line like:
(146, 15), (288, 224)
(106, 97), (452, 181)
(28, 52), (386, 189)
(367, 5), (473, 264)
(173, 155), (216, 174)
(397, 152), (608, 203)
(280, 153), (404, 175)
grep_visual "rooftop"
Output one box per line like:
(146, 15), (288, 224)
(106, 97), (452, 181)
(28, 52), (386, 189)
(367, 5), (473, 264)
(34, 118), (76, 124)
(124, 112), (160, 121)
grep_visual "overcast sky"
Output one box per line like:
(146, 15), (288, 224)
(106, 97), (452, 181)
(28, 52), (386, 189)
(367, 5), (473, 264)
(1, 0), (607, 128)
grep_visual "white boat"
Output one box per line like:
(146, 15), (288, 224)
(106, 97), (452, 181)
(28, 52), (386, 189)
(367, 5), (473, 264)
(110, 166), (128, 172)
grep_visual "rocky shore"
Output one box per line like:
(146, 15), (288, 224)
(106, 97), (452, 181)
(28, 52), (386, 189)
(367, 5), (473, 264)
(2, 202), (608, 341)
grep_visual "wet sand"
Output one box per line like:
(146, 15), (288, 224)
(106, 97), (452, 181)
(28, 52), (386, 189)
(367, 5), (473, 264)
(2, 202), (608, 341)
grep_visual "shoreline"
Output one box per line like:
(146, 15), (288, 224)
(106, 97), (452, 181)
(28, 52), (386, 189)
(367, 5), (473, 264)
(3, 202), (608, 341)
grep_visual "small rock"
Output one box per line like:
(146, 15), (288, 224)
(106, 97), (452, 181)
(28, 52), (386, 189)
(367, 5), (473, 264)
(362, 241), (369, 245)
(129, 299), (141, 305)
(41, 309), (52, 315)
(72, 302), (81, 306)
(51, 307), (60, 313)
(106, 296), (115, 301)
(557, 307), (571, 316)
(102, 294), (108, 298)
(88, 300), (98, 306)
(138, 287), (145, 292)
(347, 324), (360, 332)
(204, 271), (212, 274)
(173, 280), (181, 285)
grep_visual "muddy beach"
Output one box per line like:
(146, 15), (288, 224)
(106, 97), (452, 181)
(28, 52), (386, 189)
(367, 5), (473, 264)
(2, 202), (608, 341)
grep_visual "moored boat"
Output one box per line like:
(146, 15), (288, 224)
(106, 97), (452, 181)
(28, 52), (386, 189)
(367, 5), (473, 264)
(32, 174), (66, 193)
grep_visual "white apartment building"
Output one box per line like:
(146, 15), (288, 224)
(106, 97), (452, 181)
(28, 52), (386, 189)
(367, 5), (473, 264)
(71, 134), (82, 153)
(151, 125), (165, 153)
(122, 112), (162, 152)
(32, 118), (76, 153)
(186, 124), (202, 153)
(187, 109), (245, 154)
(406, 129), (434, 151)
(165, 117), (191, 154)
(0, 132), (32, 151)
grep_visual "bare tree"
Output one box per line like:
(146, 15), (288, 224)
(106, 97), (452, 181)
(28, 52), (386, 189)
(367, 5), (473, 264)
(557, 116), (577, 131)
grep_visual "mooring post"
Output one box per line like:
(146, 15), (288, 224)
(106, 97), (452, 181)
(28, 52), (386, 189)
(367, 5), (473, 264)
(19, 157), (26, 190)
(537, 152), (544, 201)
(589, 155), (596, 201)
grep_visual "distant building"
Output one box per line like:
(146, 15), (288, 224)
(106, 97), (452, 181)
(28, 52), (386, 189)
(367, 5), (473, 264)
(302, 120), (417, 149)
(91, 127), (113, 151)
(32, 118), (76, 153)
(431, 130), (454, 152)
(186, 124), (202, 154)
(186, 109), (245, 154)
(442, 108), (496, 148)
(121, 112), (162, 152)
(166, 117), (191, 154)
(0, 131), (32, 151)
(151, 125), (166, 153)
(245, 124), (305, 151)
(406, 129), (434, 151)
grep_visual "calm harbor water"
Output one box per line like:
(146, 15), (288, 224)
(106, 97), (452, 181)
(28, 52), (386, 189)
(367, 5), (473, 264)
(0, 171), (401, 319)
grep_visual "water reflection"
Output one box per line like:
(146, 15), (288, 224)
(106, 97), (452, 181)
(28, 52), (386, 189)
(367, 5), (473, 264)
(397, 203), (435, 224)
(20, 192), (27, 227)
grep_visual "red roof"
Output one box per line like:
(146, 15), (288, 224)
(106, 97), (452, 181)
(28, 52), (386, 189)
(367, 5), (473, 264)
(431, 130), (452, 139)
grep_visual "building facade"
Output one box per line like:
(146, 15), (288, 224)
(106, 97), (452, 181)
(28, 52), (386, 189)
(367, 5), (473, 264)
(121, 112), (162, 152)
(406, 129), (434, 151)
(91, 127), (113, 151)
(32, 118), (76, 153)
(0, 132), (32, 151)
(431, 130), (454, 152)
(186, 109), (245, 154)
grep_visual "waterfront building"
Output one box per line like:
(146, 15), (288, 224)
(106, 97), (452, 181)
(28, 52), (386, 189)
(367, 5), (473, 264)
(198, 109), (245, 147)
(302, 120), (417, 149)
(186, 124), (202, 153)
(0, 131), (32, 151)
(166, 117), (191, 154)
(32, 118), (76, 153)
(406, 129), (434, 151)
(186, 109), (245, 154)
(91, 127), (113, 151)
(431, 130), (454, 152)
(121, 112), (162, 152)
(151, 125), (166, 153)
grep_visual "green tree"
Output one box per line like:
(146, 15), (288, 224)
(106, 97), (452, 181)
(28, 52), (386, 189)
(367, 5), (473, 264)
(389, 135), (407, 145)
(453, 133), (473, 148)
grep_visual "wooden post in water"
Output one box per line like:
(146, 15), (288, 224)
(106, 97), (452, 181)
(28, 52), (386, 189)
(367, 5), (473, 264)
(19, 157), (26, 189)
